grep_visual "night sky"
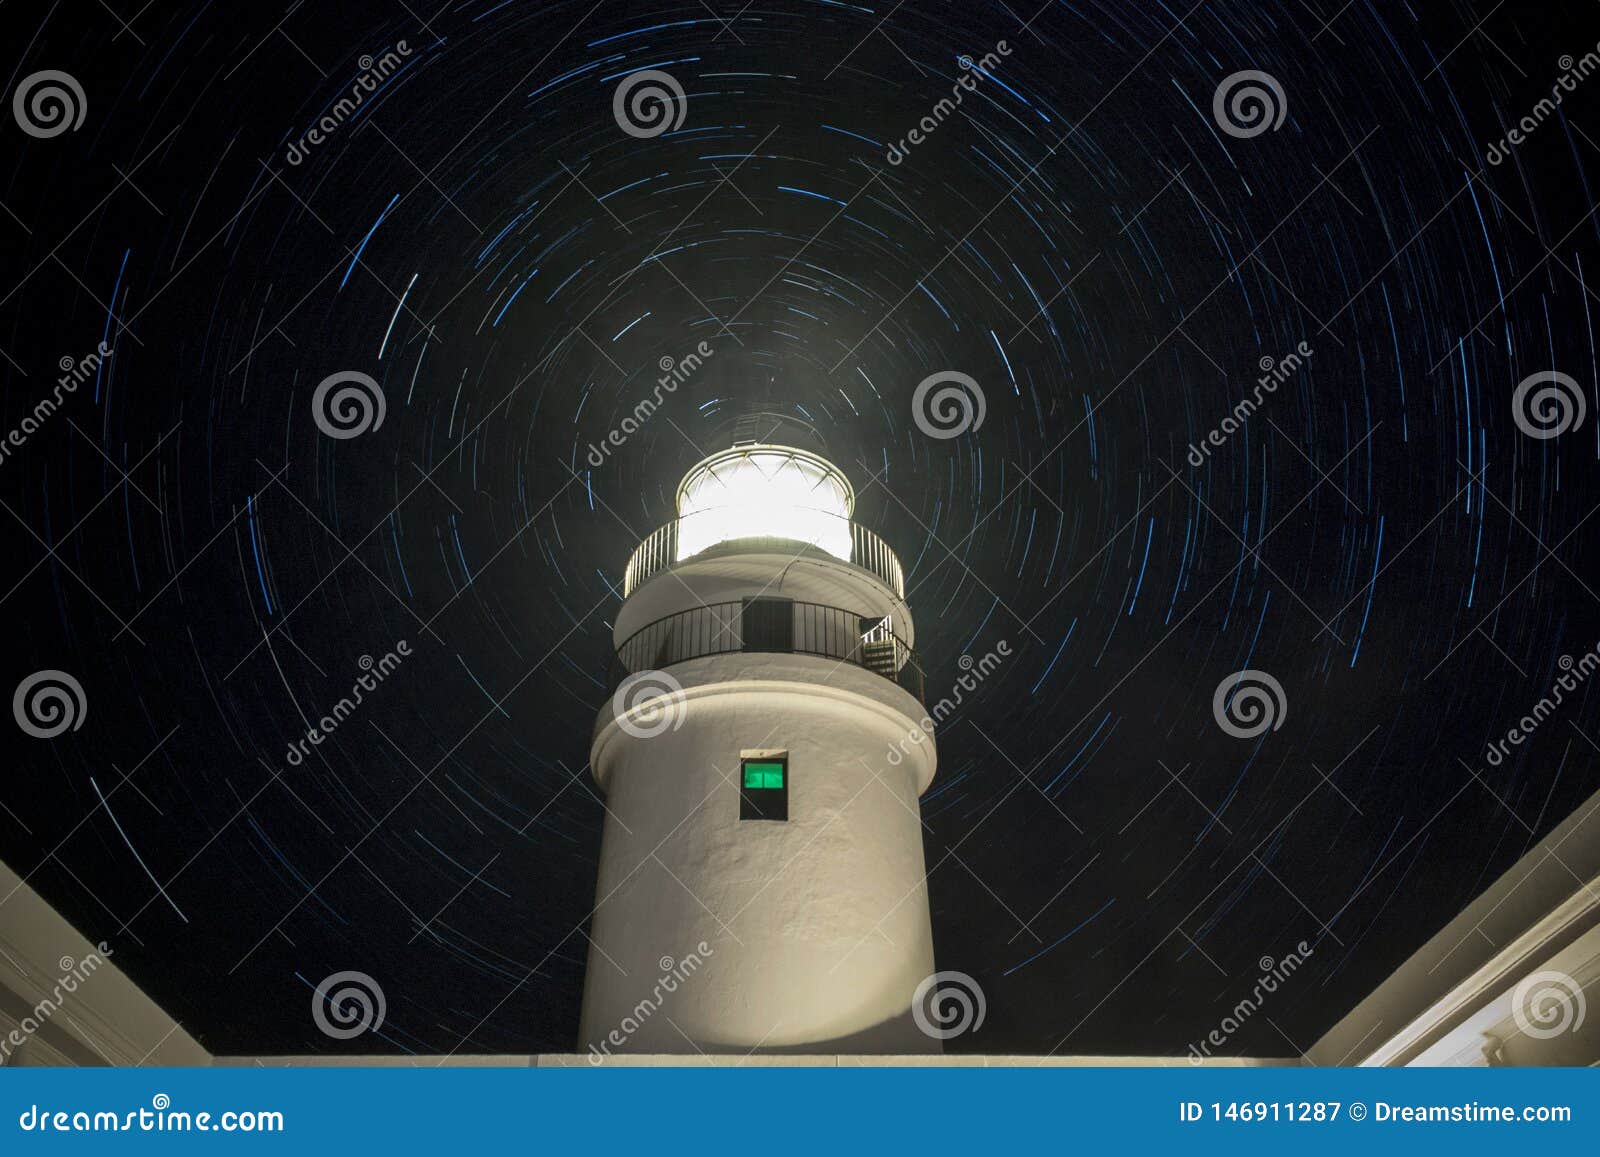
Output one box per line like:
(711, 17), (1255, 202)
(3, 0), (1600, 1060)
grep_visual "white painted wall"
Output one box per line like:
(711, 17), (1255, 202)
(581, 654), (939, 1055)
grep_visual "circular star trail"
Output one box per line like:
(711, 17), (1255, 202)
(2, 0), (1599, 1058)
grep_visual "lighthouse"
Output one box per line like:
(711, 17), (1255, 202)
(580, 431), (940, 1056)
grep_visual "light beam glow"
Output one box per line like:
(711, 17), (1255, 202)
(675, 445), (854, 562)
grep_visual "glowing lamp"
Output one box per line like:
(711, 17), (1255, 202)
(674, 444), (854, 563)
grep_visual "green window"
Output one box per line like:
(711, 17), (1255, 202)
(743, 761), (785, 789)
(739, 755), (788, 821)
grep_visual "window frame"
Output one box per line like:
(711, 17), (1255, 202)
(739, 753), (788, 821)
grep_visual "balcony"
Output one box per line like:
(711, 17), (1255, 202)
(610, 599), (925, 703)
(623, 510), (906, 599)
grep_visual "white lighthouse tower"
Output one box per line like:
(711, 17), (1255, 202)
(580, 431), (940, 1055)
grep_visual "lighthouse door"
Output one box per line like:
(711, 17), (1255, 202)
(740, 596), (794, 654)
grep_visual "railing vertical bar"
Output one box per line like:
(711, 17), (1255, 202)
(613, 599), (923, 703)
(625, 515), (904, 598)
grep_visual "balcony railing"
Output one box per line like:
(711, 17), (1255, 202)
(622, 510), (905, 599)
(610, 599), (925, 703)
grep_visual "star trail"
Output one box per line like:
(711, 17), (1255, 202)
(2, 0), (1599, 1059)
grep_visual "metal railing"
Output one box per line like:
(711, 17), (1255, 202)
(622, 510), (905, 598)
(611, 600), (925, 703)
